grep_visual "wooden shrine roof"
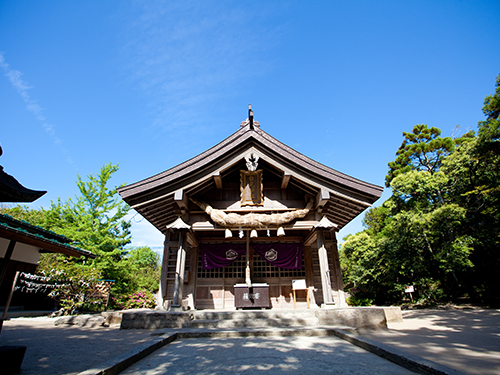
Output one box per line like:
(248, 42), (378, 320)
(118, 118), (383, 234)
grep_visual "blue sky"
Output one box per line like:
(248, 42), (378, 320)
(1, 1), (499, 252)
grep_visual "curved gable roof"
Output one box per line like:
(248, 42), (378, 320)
(118, 121), (383, 232)
(119, 122), (382, 203)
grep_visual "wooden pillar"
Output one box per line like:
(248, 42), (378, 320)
(0, 240), (16, 288)
(158, 233), (170, 310)
(245, 231), (251, 286)
(317, 230), (333, 305)
(171, 231), (187, 310)
(331, 234), (347, 307)
(303, 245), (317, 307)
(186, 243), (198, 310)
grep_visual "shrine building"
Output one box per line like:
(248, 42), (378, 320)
(118, 107), (383, 310)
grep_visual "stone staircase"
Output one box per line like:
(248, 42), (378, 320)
(118, 307), (401, 330)
(188, 310), (319, 329)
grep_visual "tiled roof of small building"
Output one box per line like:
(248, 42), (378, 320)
(0, 214), (96, 258)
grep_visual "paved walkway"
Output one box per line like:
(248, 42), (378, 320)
(0, 308), (498, 375)
(120, 335), (415, 375)
(358, 308), (500, 375)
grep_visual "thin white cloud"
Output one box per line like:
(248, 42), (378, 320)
(0, 52), (74, 165)
(120, 1), (283, 136)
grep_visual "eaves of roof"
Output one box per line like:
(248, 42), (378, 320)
(0, 166), (47, 202)
(0, 214), (96, 259)
(118, 123), (383, 206)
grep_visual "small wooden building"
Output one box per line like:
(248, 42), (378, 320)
(0, 144), (96, 313)
(118, 109), (383, 310)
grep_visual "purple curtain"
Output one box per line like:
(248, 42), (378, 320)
(200, 243), (246, 270)
(252, 243), (303, 270)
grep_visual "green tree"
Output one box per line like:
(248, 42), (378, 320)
(342, 126), (475, 305)
(34, 163), (131, 292)
(342, 73), (500, 306)
(0, 204), (46, 225)
(111, 246), (161, 308)
(37, 254), (102, 314)
(44, 163), (131, 259)
(440, 75), (500, 299)
(386, 124), (455, 187)
(1, 164), (163, 311)
(124, 246), (161, 291)
(478, 74), (500, 143)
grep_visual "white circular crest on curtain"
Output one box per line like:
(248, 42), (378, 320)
(265, 248), (278, 262)
(226, 249), (238, 260)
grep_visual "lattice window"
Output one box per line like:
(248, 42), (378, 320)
(253, 252), (306, 278)
(197, 248), (305, 279)
(280, 266), (306, 278)
(253, 252), (279, 278)
(197, 257), (224, 278)
(224, 257), (246, 278)
(197, 256), (246, 279)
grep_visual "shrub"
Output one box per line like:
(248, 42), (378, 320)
(113, 289), (156, 310)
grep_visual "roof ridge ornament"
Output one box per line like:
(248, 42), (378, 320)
(245, 152), (259, 171)
(249, 104), (254, 130)
(240, 105), (260, 129)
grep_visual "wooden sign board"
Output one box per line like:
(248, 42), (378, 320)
(240, 170), (263, 206)
(292, 279), (307, 290)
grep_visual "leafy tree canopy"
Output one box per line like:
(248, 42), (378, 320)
(342, 73), (500, 306)
(478, 74), (500, 143)
(44, 163), (131, 258)
(1, 163), (160, 312)
(386, 124), (454, 187)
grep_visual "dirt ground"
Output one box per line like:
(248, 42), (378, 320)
(1, 308), (499, 375)
(0, 317), (154, 375)
(358, 308), (500, 375)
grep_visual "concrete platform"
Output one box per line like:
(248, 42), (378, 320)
(118, 307), (402, 330)
(118, 335), (416, 375)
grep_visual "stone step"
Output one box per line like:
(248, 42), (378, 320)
(191, 310), (319, 322)
(189, 317), (319, 329)
(151, 326), (359, 339)
(119, 307), (401, 330)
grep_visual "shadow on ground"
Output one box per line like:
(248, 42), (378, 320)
(0, 317), (153, 375)
(358, 309), (500, 375)
(120, 335), (415, 375)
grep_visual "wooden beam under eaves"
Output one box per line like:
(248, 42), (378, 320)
(281, 172), (291, 189)
(315, 188), (330, 213)
(213, 172), (222, 189)
(174, 189), (189, 213)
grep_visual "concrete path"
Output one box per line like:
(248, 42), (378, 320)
(119, 335), (415, 375)
(358, 308), (500, 375)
